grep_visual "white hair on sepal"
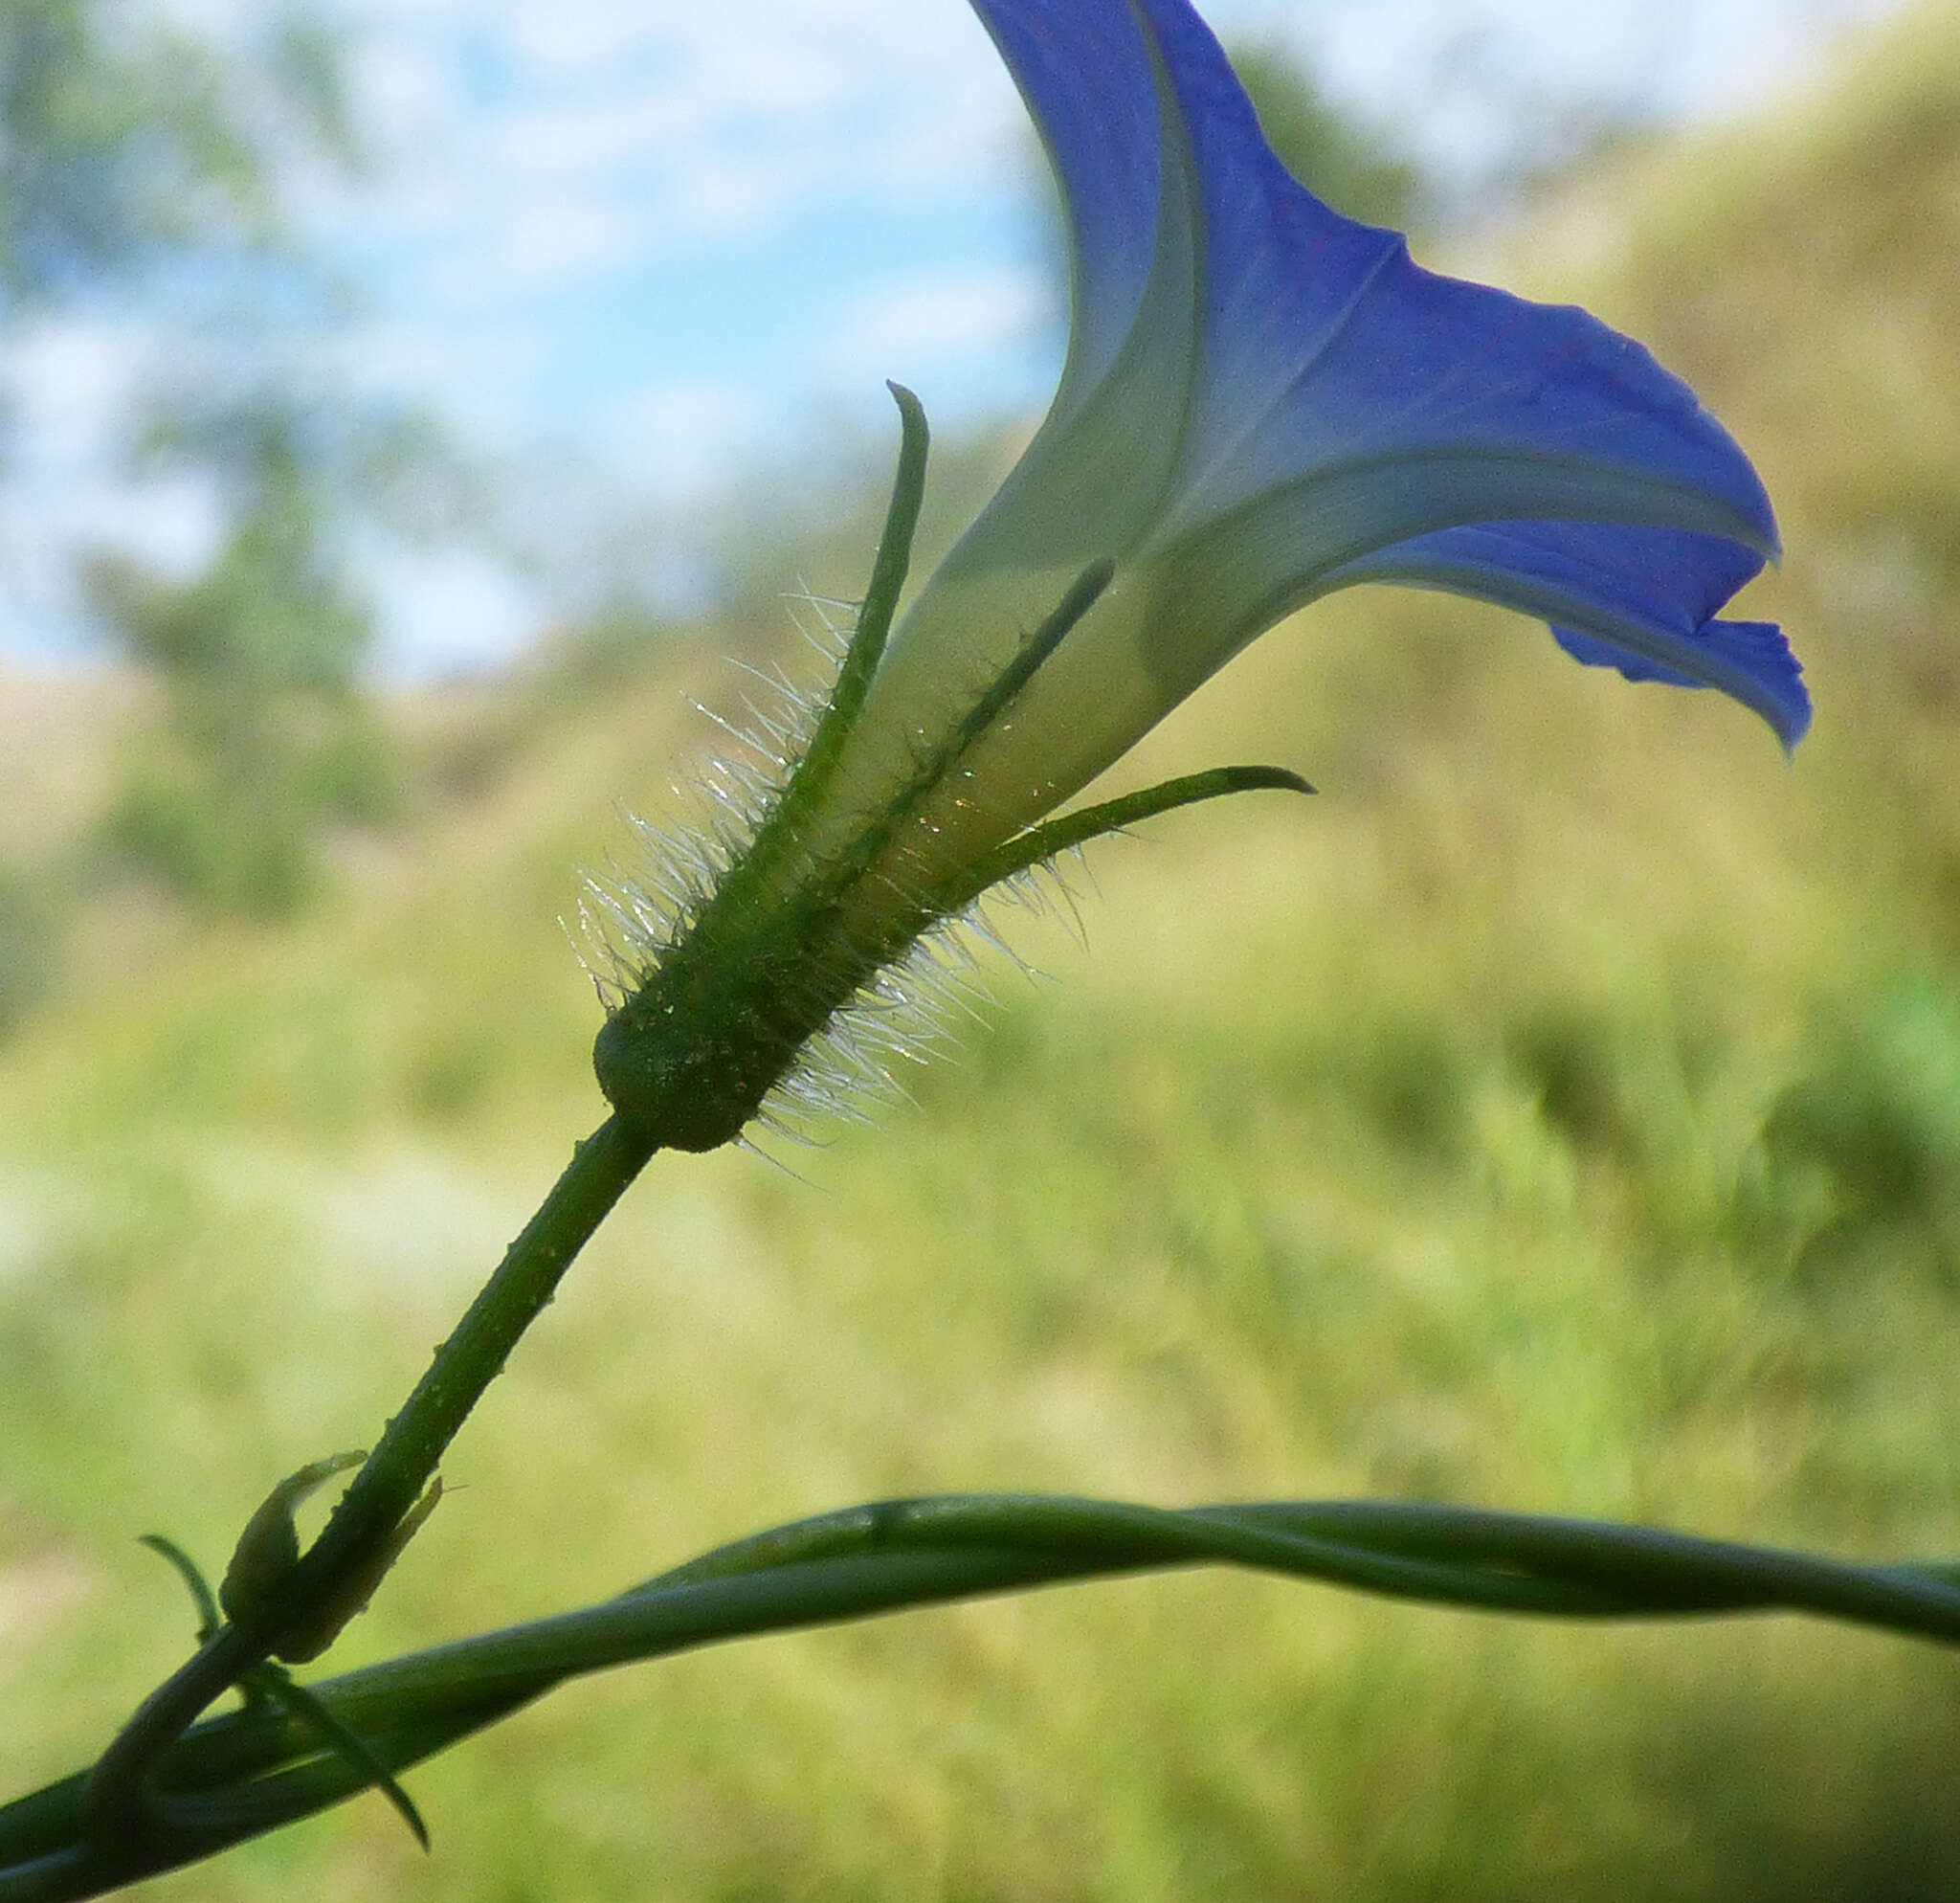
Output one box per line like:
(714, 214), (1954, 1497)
(573, 570), (1131, 1150)
(754, 862), (1075, 1141)
(578, 749), (1107, 1143)
(568, 610), (848, 1009)
(986, 846), (1093, 952)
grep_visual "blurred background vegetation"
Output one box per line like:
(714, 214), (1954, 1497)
(3, 1), (1960, 1898)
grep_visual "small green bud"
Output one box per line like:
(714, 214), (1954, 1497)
(220, 1451), (367, 1632)
(220, 1451), (443, 1664)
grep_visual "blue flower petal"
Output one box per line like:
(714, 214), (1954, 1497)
(1325, 521), (1810, 747)
(1139, 0), (1777, 554)
(1552, 620), (1808, 747)
(971, 0), (1780, 567)
(954, 0), (1797, 752)
(1549, 628), (1703, 688)
(966, 0), (1169, 414)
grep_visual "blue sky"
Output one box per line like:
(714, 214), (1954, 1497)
(0, 0), (1904, 674)
(328, 0), (1899, 486)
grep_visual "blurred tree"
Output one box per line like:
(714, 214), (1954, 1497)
(0, 0), (352, 315)
(0, 864), (55, 1030)
(1226, 40), (1424, 231)
(84, 393), (409, 913)
(0, 0), (479, 918)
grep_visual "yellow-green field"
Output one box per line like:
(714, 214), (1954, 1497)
(5, 7), (1960, 1896)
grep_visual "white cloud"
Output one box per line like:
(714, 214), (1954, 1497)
(481, 193), (648, 285)
(603, 377), (774, 501)
(818, 264), (1045, 389)
(3, 319), (149, 466)
(330, 315), (539, 415)
(0, 318), (227, 650)
(368, 548), (543, 677)
(330, 0), (1015, 291)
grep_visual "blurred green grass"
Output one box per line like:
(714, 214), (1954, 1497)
(6, 6), (1960, 1895)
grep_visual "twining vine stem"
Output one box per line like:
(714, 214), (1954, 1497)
(8, 1489), (1960, 1899)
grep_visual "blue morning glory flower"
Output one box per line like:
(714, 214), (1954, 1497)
(592, 0), (1805, 1149)
(802, 0), (1805, 884)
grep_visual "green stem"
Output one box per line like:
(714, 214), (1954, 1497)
(11, 1489), (1960, 1898)
(78, 1113), (657, 1855)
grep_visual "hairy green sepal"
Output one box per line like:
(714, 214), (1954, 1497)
(591, 393), (1311, 1150)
